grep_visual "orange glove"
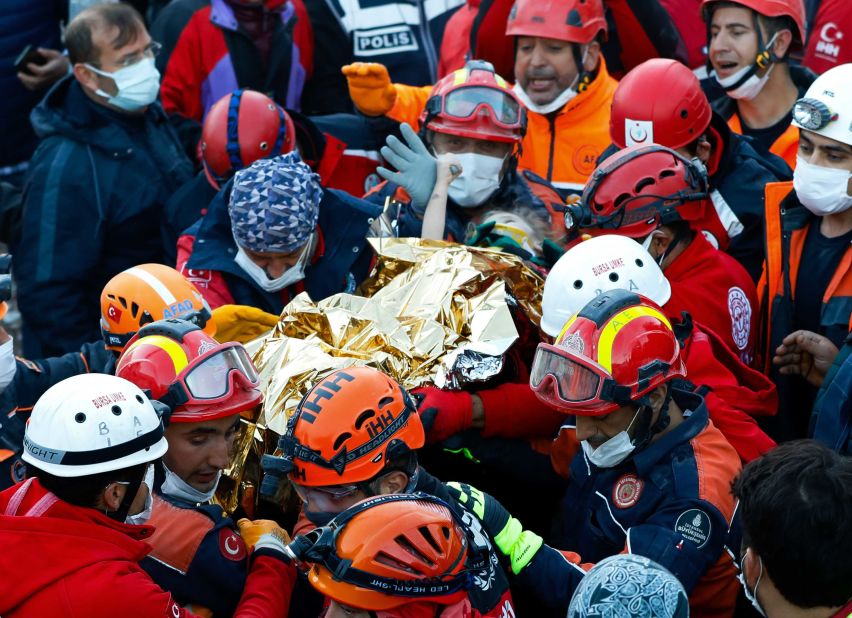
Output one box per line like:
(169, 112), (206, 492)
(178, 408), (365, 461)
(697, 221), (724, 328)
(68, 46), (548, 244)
(342, 62), (398, 116)
(236, 518), (291, 552)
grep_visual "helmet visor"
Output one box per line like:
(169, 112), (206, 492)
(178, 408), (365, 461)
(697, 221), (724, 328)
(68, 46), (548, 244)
(183, 343), (259, 400)
(530, 343), (604, 404)
(442, 86), (522, 129)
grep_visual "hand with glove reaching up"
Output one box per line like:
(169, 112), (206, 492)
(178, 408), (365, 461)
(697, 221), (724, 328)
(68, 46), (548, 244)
(377, 123), (438, 211)
(342, 62), (399, 117)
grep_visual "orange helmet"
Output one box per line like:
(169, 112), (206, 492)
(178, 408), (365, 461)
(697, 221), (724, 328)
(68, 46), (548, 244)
(115, 319), (262, 423)
(274, 367), (424, 487)
(100, 264), (214, 352)
(306, 493), (479, 611)
(201, 89), (297, 190)
(531, 290), (686, 416)
(506, 0), (607, 44)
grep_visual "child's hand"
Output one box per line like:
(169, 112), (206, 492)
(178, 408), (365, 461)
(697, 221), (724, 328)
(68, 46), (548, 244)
(435, 154), (462, 188)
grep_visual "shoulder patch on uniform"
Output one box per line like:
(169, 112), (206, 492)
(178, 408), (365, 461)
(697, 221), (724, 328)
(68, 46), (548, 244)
(573, 145), (601, 176)
(15, 357), (41, 373)
(612, 473), (644, 509)
(674, 509), (712, 548)
(727, 286), (751, 351)
(218, 527), (247, 562)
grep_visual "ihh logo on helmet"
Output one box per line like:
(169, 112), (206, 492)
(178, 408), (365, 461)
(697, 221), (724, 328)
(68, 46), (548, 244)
(354, 25), (419, 56)
(300, 371), (356, 423)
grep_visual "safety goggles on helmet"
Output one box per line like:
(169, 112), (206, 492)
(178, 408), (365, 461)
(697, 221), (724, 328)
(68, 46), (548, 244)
(160, 341), (259, 412)
(427, 86), (524, 132)
(792, 98), (839, 131)
(531, 342), (634, 413)
(292, 493), (486, 597)
(292, 481), (362, 511)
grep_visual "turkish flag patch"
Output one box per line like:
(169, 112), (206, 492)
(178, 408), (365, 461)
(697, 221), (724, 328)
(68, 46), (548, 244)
(218, 527), (247, 561)
(106, 303), (123, 323)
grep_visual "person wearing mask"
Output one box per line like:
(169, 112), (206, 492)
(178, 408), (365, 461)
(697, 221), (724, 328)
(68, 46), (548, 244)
(700, 0), (815, 168)
(567, 144), (760, 365)
(367, 60), (564, 242)
(607, 57), (792, 280)
(0, 373), (296, 617)
(449, 290), (742, 616)
(260, 367), (516, 617)
(731, 440), (852, 617)
(178, 151), (382, 313)
(13, 3), (195, 358)
(757, 63), (852, 441)
(0, 264), (215, 491)
(344, 0), (617, 199)
(116, 319), (276, 617)
(294, 493), (508, 617)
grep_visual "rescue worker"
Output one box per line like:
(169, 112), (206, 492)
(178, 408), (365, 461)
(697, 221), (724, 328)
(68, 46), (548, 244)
(732, 441), (852, 617)
(757, 63), (852, 441)
(294, 493), (503, 617)
(178, 151), (382, 313)
(700, 0), (815, 168)
(568, 554), (689, 618)
(608, 57), (792, 280)
(343, 0), (618, 198)
(260, 366), (515, 617)
(0, 373), (296, 617)
(567, 144), (760, 364)
(14, 3), (195, 358)
(368, 60), (564, 242)
(0, 264), (215, 491)
(115, 319), (272, 616)
(451, 290), (742, 616)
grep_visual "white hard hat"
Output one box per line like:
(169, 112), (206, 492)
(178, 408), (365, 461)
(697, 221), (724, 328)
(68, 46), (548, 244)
(22, 373), (168, 477)
(791, 63), (852, 146)
(541, 235), (672, 337)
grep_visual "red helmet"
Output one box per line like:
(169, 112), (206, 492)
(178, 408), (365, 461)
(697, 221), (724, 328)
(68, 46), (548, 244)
(700, 0), (805, 46)
(278, 367), (424, 487)
(307, 494), (473, 611)
(201, 89), (297, 190)
(610, 59), (713, 150)
(506, 0), (607, 44)
(116, 319), (262, 423)
(530, 290), (686, 416)
(420, 60), (526, 144)
(567, 145), (710, 238)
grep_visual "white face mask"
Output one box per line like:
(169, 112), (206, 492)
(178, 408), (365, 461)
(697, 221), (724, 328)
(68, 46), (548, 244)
(581, 407), (642, 468)
(737, 551), (767, 617)
(160, 463), (221, 505)
(86, 57), (161, 112)
(125, 464), (155, 526)
(0, 338), (16, 394)
(447, 153), (504, 207)
(513, 47), (588, 115)
(793, 157), (852, 216)
(713, 35), (777, 101)
(234, 237), (311, 292)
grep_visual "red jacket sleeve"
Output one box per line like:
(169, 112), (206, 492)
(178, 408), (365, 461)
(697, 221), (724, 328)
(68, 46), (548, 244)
(290, 0), (314, 77)
(176, 233), (236, 310)
(161, 12), (206, 121)
(478, 382), (566, 439)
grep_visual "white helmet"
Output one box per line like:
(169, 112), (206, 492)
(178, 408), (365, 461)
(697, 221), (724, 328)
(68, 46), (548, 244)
(541, 235), (672, 337)
(792, 63), (852, 146)
(22, 373), (168, 477)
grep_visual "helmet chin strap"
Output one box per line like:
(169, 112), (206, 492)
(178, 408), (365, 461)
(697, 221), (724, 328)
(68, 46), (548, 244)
(630, 387), (673, 452)
(107, 467), (146, 522)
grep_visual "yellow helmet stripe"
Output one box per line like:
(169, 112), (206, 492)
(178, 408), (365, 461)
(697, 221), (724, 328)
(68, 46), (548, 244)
(453, 68), (469, 86)
(123, 335), (190, 374)
(597, 306), (672, 374)
(495, 74), (508, 89)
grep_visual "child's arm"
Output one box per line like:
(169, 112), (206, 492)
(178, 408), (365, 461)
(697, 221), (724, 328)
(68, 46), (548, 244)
(421, 156), (461, 240)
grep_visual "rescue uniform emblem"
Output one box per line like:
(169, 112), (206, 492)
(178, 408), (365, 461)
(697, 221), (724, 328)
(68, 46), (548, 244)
(675, 509), (711, 548)
(612, 473), (644, 508)
(727, 287), (751, 351)
(218, 528), (247, 561)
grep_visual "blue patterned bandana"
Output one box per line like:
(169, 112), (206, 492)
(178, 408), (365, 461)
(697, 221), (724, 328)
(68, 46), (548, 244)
(229, 151), (322, 253)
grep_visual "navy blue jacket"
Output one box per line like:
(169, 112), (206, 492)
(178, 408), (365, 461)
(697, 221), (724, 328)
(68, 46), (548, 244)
(520, 390), (741, 614)
(14, 77), (195, 358)
(0, 0), (64, 169)
(181, 180), (382, 313)
(0, 341), (115, 490)
(142, 485), (247, 618)
(708, 115), (792, 281)
(811, 332), (852, 455)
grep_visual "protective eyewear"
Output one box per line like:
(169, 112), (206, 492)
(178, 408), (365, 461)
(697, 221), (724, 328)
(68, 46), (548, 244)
(429, 86), (523, 130)
(291, 482), (362, 510)
(793, 98), (838, 131)
(530, 342), (631, 412)
(162, 342), (259, 408)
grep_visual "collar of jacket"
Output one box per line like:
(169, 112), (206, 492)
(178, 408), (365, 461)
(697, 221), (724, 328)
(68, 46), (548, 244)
(630, 388), (708, 477)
